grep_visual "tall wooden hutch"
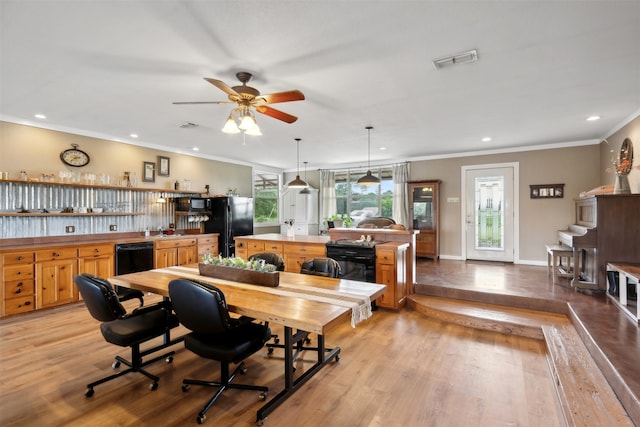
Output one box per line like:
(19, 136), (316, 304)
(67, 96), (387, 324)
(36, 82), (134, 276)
(408, 180), (440, 260)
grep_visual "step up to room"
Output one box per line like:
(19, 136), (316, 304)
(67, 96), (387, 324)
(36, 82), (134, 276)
(407, 294), (634, 427)
(407, 294), (568, 340)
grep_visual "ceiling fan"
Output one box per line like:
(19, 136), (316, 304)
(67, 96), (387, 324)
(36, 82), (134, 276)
(173, 72), (305, 130)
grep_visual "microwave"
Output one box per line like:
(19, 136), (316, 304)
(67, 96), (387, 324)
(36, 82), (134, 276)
(176, 197), (210, 212)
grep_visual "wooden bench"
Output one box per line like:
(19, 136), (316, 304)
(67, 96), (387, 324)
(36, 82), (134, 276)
(546, 244), (574, 285)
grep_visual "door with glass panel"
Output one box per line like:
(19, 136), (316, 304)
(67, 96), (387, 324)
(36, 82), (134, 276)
(463, 165), (516, 262)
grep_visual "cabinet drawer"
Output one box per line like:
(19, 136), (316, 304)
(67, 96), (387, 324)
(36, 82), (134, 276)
(4, 279), (35, 297)
(198, 245), (217, 256)
(3, 264), (35, 281)
(263, 242), (283, 253)
(197, 236), (217, 245)
(35, 247), (76, 261)
(248, 241), (265, 252)
(4, 296), (35, 315)
(376, 249), (396, 265)
(78, 244), (114, 258)
(155, 238), (196, 249)
(284, 244), (326, 257)
(417, 234), (434, 243)
(2, 251), (35, 265)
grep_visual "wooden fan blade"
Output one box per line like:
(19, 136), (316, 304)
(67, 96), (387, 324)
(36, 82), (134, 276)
(172, 101), (230, 105)
(256, 90), (305, 105)
(204, 77), (240, 98)
(255, 106), (298, 123)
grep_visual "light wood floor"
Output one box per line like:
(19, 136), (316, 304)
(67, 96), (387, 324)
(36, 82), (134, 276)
(0, 287), (565, 426)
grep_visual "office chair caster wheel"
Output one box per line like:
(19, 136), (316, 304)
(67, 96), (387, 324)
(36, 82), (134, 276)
(267, 347), (274, 355)
(149, 382), (158, 391)
(182, 384), (190, 392)
(85, 388), (94, 398)
(305, 337), (311, 344)
(259, 391), (267, 400)
(273, 337), (280, 344)
(165, 355), (173, 363)
(196, 414), (206, 424)
(240, 366), (248, 375)
(112, 360), (121, 369)
(335, 355), (340, 362)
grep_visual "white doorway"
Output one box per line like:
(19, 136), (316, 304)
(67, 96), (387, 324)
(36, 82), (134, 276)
(461, 163), (519, 262)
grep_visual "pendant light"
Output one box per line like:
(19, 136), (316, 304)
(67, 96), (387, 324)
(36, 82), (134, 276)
(300, 161), (311, 194)
(357, 126), (381, 185)
(287, 138), (308, 188)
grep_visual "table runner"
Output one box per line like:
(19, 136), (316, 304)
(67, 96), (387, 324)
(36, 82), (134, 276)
(156, 266), (373, 327)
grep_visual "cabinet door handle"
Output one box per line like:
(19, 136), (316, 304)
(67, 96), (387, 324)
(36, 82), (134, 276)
(15, 288), (22, 294)
(53, 252), (60, 257)
(94, 248), (100, 253)
(17, 256), (23, 261)
(24, 301), (31, 306)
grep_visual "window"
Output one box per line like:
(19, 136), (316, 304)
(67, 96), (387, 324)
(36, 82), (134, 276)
(334, 168), (393, 224)
(253, 171), (280, 224)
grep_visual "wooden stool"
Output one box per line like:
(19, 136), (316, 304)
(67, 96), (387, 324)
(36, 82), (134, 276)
(546, 244), (574, 284)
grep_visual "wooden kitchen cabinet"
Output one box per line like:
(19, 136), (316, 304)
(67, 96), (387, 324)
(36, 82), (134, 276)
(375, 243), (408, 310)
(154, 237), (197, 268)
(36, 247), (78, 309)
(2, 251), (36, 316)
(408, 180), (440, 260)
(283, 243), (326, 273)
(197, 234), (219, 259)
(78, 243), (115, 279)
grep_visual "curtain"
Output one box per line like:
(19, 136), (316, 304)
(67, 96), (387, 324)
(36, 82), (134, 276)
(392, 163), (409, 227)
(320, 170), (336, 230)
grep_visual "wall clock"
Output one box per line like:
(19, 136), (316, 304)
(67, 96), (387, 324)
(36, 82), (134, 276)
(60, 144), (90, 167)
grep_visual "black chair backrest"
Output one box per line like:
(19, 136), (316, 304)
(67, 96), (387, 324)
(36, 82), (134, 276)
(300, 258), (342, 278)
(168, 279), (234, 335)
(74, 273), (127, 322)
(249, 252), (285, 272)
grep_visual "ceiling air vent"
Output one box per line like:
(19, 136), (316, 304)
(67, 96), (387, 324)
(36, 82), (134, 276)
(432, 49), (478, 70)
(179, 122), (198, 128)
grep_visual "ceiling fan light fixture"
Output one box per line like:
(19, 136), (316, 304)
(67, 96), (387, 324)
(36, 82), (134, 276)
(238, 111), (257, 131)
(244, 125), (262, 136)
(287, 138), (308, 188)
(221, 114), (240, 134)
(358, 126), (381, 186)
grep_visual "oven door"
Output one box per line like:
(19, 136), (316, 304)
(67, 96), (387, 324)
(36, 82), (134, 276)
(327, 250), (376, 283)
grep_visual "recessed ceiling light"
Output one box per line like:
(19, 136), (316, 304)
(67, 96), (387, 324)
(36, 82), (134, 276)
(34, 113), (46, 119)
(192, 147), (200, 151)
(379, 146), (387, 151)
(586, 115), (600, 121)
(130, 133), (138, 138)
(481, 137), (492, 142)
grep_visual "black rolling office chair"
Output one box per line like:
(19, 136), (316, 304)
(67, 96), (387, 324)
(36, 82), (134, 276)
(168, 279), (271, 425)
(115, 286), (145, 306)
(300, 257), (342, 278)
(248, 252), (285, 272)
(267, 257), (342, 359)
(249, 252), (285, 345)
(74, 273), (179, 397)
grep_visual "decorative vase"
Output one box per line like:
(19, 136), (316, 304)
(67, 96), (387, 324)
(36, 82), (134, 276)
(198, 263), (280, 287)
(614, 174), (631, 194)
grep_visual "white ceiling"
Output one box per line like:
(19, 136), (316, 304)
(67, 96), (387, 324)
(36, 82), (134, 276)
(1, 1), (639, 171)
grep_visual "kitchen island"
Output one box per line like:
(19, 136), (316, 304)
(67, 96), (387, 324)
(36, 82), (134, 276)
(235, 233), (410, 309)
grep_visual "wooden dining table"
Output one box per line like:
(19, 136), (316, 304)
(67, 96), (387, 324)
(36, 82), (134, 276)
(109, 265), (386, 424)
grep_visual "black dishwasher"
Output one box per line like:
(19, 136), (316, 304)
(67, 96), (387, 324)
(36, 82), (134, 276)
(115, 241), (154, 275)
(114, 241), (154, 305)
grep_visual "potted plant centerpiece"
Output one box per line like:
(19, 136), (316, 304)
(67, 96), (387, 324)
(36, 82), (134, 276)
(324, 213), (353, 228)
(199, 254), (280, 287)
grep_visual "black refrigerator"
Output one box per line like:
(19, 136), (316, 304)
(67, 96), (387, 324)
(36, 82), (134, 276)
(204, 196), (254, 257)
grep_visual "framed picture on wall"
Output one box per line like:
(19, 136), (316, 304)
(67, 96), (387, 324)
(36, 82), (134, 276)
(158, 156), (170, 177)
(530, 183), (564, 199)
(143, 161), (155, 183)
